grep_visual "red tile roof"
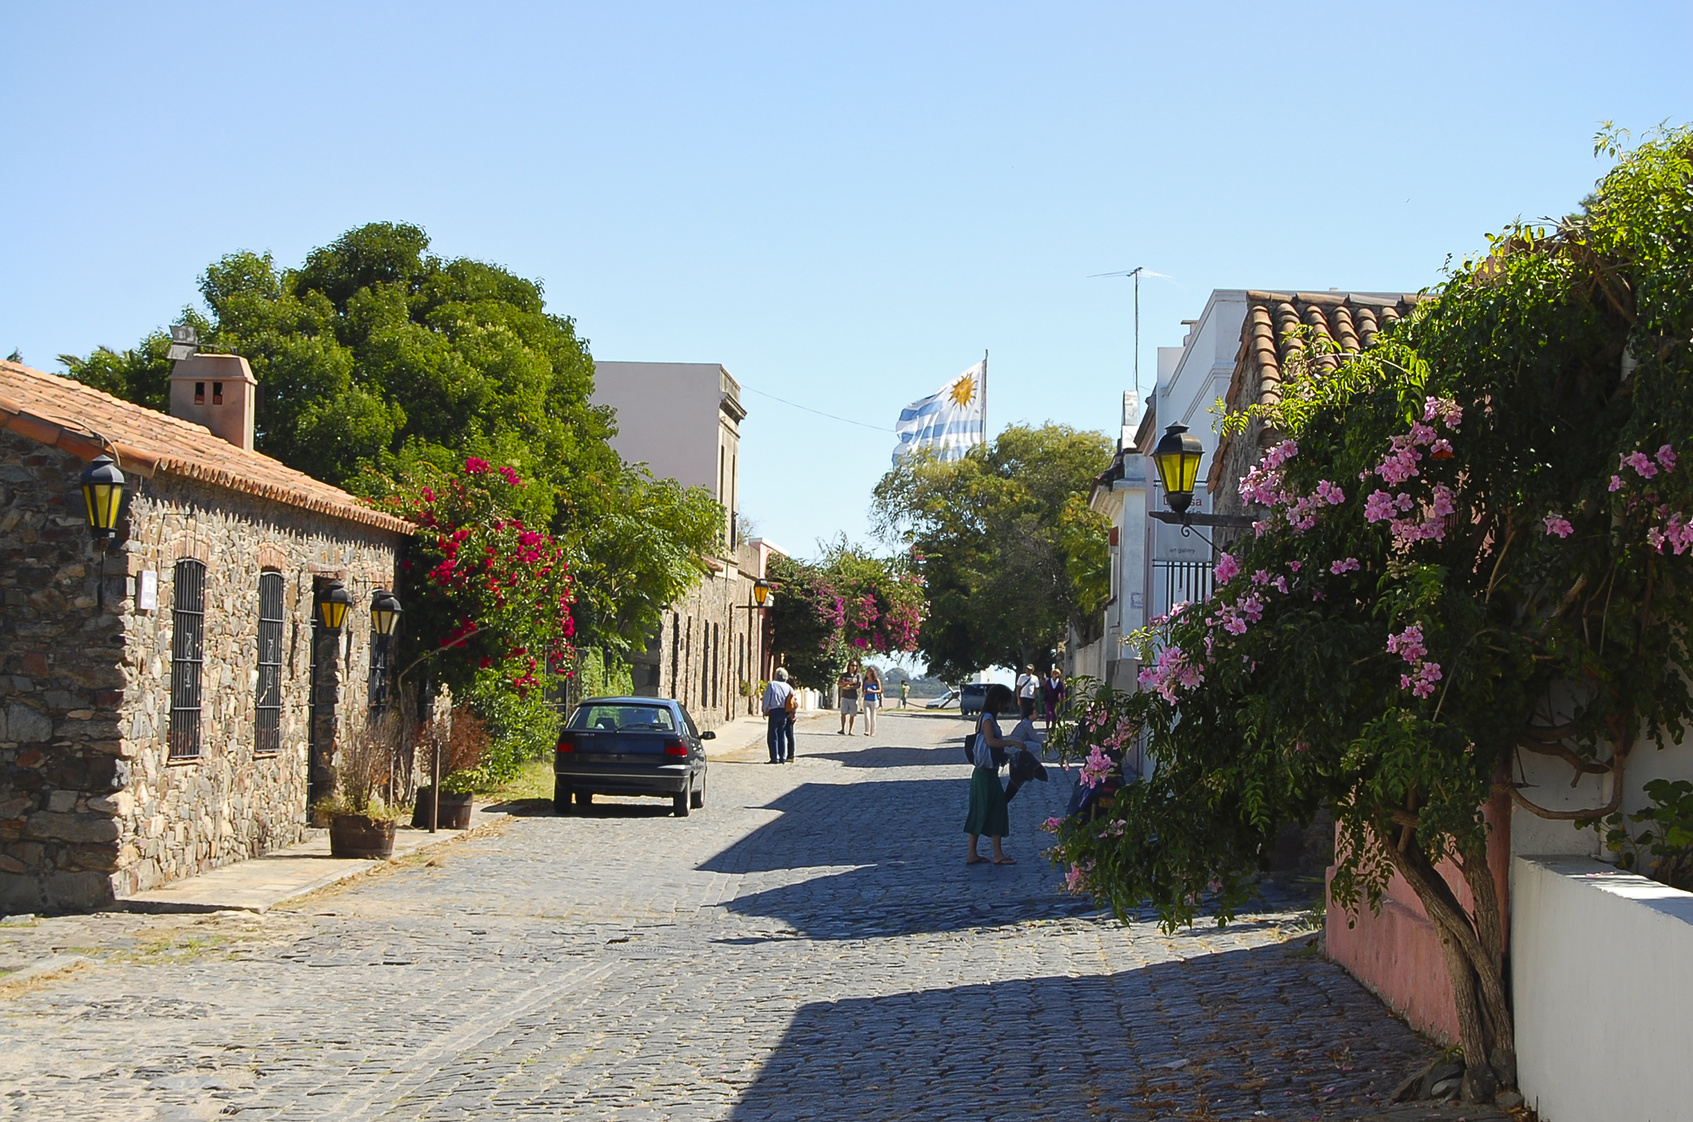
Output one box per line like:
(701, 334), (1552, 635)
(1209, 291), (1420, 492)
(0, 360), (412, 535)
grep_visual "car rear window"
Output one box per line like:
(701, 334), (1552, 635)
(570, 704), (678, 732)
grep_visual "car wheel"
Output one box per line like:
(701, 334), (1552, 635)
(553, 778), (573, 816)
(673, 780), (691, 817)
(575, 790), (594, 809)
(690, 778), (705, 809)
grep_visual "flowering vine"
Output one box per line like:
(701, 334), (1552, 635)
(388, 458), (576, 697)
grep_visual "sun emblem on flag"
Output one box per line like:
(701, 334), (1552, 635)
(949, 375), (976, 407)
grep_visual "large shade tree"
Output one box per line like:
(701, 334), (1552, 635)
(61, 222), (722, 666)
(1051, 126), (1693, 1103)
(873, 423), (1112, 681)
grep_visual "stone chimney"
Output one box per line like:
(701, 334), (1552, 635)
(169, 354), (257, 452)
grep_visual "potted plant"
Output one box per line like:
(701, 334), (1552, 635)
(320, 709), (406, 859)
(412, 707), (489, 830)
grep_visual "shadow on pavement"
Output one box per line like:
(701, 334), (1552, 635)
(698, 778), (1090, 938)
(727, 942), (1447, 1122)
(805, 744), (963, 768)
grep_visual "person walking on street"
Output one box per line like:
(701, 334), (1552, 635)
(862, 667), (883, 736)
(965, 683), (1016, 865)
(837, 661), (862, 735)
(1042, 667), (1065, 732)
(1015, 665), (1039, 721)
(762, 669), (797, 763)
(898, 680), (910, 709)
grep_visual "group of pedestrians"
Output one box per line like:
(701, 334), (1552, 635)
(965, 669), (1064, 866)
(835, 660), (883, 735)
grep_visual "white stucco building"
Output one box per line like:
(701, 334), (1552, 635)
(592, 361), (746, 550)
(1067, 392), (1148, 693)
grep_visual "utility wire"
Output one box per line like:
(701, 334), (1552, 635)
(740, 383), (895, 432)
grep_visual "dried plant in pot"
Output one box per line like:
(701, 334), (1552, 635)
(317, 708), (407, 859)
(412, 707), (489, 830)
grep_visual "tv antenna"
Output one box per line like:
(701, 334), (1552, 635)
(1089, 266), (1171, 412)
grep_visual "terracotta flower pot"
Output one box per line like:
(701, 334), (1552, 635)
(329, 813), (397, 859)
(411, 787), (474, 830)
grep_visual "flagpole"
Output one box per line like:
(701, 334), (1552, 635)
(981, 348), (988, 447)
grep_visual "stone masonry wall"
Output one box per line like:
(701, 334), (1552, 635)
(0, 429), (403, 911)
(639, 563), (768, 731)
(113, 473), (401, 898)
(0, 432), (130, 912)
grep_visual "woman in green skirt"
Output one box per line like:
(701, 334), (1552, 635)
(965, 683), (1016, 865)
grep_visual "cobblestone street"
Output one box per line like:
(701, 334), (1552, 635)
(0, 712), (1450, 1120)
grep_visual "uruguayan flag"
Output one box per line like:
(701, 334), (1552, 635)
(893, 361), (985, 464)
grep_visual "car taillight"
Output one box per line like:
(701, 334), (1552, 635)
(555, 734), (576, 753)
(663, 740), (689, 757)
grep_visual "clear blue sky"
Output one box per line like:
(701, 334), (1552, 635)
(3, 3), (1688, 558)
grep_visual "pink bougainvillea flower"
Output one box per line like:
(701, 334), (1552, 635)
(1330, 557), (1361, 575)
(1657, 444), (1677, 471)
(1364, 490), (1397, 522)
(1544, 515), (1574, 538)
(1213, 552), (1242, 583)
(1626, 451), (1659, 478)
(1610, 475), (1625, 492)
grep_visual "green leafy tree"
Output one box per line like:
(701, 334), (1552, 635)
(873, 423), (1112, 680)
(61, 221), (723, 669)
(1052, 126), (1693, 1103)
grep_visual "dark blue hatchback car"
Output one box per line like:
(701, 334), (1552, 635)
(553, 697), (712, 817)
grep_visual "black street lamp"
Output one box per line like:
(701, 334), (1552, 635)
(1147, 423), (1257, 534)
(370, 589), (402, 637)
(80, 454), (126, 536)
(368, 589), (402, 713)
(1152, 424), (1204, 514)
(80, 454), (126, 609)
(752, 580), (772, 607)
(317, 581), (354, 633)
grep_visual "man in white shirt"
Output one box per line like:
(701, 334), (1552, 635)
(1015, 665), (1039, 721)
(762, 668), (797, 763)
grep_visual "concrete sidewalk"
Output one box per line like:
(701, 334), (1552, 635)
(117, 814), (498, 915)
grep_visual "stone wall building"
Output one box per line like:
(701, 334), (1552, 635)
(0, 357), (410, 912)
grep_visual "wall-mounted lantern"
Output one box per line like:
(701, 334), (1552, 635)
(1147, 423), (1257, 537)
(752, 579), (772, 607)
(370, 589), (403, 636)
(80, 454), (126, 537)
(317, 581), (354, 633)
(1152, 424), (1205, 514)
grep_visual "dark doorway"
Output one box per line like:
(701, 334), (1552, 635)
(307, 576), (342, 810)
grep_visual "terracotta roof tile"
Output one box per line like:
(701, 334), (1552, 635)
(1211, 290), (1421, 493)
(0, 360), (412, 535)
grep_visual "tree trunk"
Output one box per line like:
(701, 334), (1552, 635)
(1375, 825), (1516, 1101)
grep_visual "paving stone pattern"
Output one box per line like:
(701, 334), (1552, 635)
(0, 713), (1446, 1120)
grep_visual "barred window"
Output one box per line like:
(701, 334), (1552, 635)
(255, 572), (284, 756)
(169, 559), (206, 760)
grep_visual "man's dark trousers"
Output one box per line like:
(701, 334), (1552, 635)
(768, 711), (795, 762)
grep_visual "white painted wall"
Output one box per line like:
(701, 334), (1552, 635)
(1512, 856), (1693, 1121)
(1141, 296), (1247, 616)
(593, 360), (741, 550)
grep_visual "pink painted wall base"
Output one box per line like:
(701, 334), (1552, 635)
(1323, 795), (1510, 1044)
